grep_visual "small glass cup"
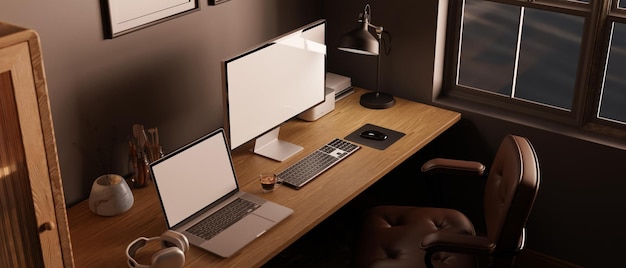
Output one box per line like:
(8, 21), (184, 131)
(259, 173), (277, 193)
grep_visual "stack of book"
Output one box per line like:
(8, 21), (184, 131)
(326, 72), (354, 101)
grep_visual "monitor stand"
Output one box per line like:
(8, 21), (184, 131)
(253, 127), (302, 162)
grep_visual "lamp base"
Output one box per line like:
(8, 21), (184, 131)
(359, 92), (395, 109)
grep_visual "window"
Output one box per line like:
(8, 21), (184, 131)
(445, 0), (626, 139)
(599, 21), (626, 123)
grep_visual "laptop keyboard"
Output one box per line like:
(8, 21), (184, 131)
(278, 138), (360, 189)
(187, 198), (260, 240)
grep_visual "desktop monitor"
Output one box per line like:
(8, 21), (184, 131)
(222, 19), (326, 161)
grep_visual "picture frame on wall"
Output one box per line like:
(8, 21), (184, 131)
(100, 0), (199, 39)
(209, 0), (231, 5)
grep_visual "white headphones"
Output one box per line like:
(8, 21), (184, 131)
(126, 230), (189, 268)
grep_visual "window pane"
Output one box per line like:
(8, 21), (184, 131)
(620, 0), (626, 9)
(515, 10), (583, 110)
(599, 23), (626, 123)
(457, 0), (520, 95)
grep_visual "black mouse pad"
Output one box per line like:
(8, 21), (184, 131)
(345, 124), (405, 150)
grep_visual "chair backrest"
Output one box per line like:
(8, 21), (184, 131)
(483, 135), (540, 257)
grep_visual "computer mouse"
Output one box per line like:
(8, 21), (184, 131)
(360, 130), (388, 141)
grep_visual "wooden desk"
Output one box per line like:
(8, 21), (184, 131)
(67, 88), (460, 267)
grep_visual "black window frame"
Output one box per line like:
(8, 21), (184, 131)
(441, 0), (626, 142)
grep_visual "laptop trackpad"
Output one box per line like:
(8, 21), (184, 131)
(203, 214), (274, 257)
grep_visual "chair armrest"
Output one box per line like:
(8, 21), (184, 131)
(421, 232), (495, 254)
(420, 232), (495, 268)
(421, 158), (486, 176)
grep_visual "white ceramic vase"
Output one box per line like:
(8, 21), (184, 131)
(88, 174), (134, 216)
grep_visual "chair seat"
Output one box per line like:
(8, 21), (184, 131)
(356, 135), (539, 268)
(356, 206), (477, 268)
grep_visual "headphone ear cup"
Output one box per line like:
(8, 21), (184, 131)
(160, 230), (190, 253)
(151, 246), (185, 268)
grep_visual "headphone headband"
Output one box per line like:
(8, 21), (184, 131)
(126, 231), (188, 268)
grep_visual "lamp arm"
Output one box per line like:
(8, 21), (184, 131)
(369, 24), (383, 39)
(361, 3), (383, 39)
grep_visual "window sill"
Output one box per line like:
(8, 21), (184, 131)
(433, 95), (626, 151)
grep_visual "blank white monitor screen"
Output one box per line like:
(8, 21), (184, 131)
(223, 20), (326, 160)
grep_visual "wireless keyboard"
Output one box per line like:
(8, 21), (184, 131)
(278, 138), (360, 189)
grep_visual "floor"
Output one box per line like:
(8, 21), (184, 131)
(263, 199), (364, 267)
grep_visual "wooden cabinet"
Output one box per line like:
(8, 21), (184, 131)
(0, 22), (74, 267)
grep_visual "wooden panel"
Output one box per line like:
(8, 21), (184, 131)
(0, 68), (44, 267)
(22, 27), (75, 267)
(12, 42), (66, 268)
(0, 22), (74, 267)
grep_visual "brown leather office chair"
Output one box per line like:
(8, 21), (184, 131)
(355, 134), (540, 268)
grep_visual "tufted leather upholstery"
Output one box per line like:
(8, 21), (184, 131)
(355, 135), (540, 268)
(357, 206), (477, 268)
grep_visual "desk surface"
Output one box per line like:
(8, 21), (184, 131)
(67, 88), (460, 267)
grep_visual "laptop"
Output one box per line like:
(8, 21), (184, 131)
(149, 128), (293, 258)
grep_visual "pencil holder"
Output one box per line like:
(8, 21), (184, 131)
(130, 154), (151, 188)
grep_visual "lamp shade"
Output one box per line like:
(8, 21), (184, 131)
(338, 22), (379, 56)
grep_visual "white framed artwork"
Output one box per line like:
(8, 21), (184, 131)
(101, 0), (199, 38)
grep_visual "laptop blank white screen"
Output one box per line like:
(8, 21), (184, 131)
(151, 131), (238, 228)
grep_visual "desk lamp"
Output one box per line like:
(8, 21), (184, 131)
(338, 4), (395, 109)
